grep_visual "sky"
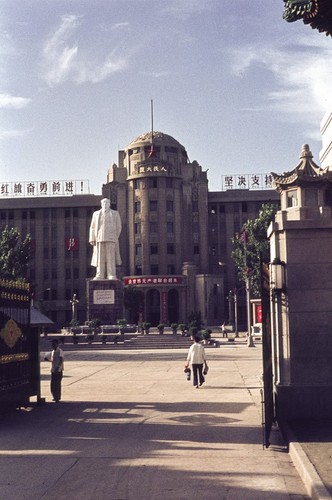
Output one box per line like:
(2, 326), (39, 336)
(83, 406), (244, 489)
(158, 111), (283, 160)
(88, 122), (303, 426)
(1, 0), (332, 195)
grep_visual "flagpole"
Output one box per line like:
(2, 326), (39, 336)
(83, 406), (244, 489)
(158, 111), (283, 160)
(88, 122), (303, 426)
(150, 99), (154, 144)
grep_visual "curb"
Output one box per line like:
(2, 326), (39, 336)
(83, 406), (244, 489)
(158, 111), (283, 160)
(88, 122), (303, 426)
(285, 424), (331, 500)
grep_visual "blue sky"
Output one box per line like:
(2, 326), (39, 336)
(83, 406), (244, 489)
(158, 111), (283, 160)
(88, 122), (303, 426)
(1, 0), (332, 195)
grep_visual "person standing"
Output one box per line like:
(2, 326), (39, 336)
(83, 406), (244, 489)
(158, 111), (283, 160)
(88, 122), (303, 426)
(185, 335), (208, 388)
(89, 198), (122, 280)
(45, 339), (64, 402)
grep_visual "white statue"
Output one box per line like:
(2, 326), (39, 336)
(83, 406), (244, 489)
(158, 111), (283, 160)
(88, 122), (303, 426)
(89, 198), (122, 280)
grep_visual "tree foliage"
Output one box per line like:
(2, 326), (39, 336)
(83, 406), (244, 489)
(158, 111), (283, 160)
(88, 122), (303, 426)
(231, 203), (278, 297)
(0, 226), (32, 280)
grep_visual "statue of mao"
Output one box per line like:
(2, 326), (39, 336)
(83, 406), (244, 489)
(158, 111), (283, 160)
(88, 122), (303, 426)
(89, 198), (122, 280)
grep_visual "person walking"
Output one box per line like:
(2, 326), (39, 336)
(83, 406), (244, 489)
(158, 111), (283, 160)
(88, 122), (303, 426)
(185, 335), (208, 388)
(45, 339), (64, 402)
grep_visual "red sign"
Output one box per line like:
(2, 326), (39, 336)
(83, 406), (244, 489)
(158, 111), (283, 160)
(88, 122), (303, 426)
(66, 238), (79, 251)
(124, 275), (184, 286)
(256, 304), (262, 323)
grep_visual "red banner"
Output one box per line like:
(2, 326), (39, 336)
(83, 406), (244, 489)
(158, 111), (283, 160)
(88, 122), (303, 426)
(124, 275), (184, 286)
(66, 237), (79, 251)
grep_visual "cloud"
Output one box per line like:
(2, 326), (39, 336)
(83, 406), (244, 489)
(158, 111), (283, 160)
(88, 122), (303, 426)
(0, 93), (31, 109)
(0, 128), (32, 140)
(41, 14), (128, 86)
(230, 36), (332, 122)
(162, 0), (215, 19)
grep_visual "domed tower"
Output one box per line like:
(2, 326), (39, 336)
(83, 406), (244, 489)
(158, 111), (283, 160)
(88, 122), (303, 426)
(103, 131), (210, 325)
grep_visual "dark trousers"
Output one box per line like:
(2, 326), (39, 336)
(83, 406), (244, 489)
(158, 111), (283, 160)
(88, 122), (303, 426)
(192, 364), (205, 387)
(51, 372), (63, 401)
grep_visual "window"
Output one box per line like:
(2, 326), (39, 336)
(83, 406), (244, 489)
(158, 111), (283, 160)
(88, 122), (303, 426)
(149, 200), (158, 211)
(167, 264), (175, 274)
(150, 178), (158, 188)
(210, 205), (217, 214)
(166, 200), (173, 212)
(167, 222), (174, 233)
(43, 248), (49, 259)
(194, 245), (200, 255)
(135, 265), (142, 275)
(166, 178), (173, 188)
(30, 211), (35, 219)
(150, 244), (158, 255)
(150, 221), (158, 232)
(287, 189), (298, 208)
(73, 268), (79, 279)
(134, 201), (141, 213)
(65, 268), (71, 279)
(150, 264), (159, 274)
(22, 211), (28, 219)
(73, 208), (78, 218)
(192, 201), (198, 212)
(51, 247), (57, 259)
(133, 179), (140, 190)
(134, 223), (141, 234)
(65, 209), (70, 218)
(135, 244), (142, 256)
(167, 243), (174, 254)
(242, 202), (248, 212)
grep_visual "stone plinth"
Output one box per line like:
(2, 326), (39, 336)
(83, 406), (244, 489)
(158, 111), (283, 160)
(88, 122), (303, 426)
(87, 279), (124, 324)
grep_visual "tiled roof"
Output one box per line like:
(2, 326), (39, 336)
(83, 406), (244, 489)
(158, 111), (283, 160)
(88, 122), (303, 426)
(283, 0), (332, 36)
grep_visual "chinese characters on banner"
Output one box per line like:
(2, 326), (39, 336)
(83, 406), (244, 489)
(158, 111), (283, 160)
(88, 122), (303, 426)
(221, 174), (273, 191)
(0, 180), (90, 198)
(124, 276), (184, 286)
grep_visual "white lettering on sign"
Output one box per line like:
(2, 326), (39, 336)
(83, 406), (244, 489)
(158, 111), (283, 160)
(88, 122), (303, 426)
(93, 290), (115, 304)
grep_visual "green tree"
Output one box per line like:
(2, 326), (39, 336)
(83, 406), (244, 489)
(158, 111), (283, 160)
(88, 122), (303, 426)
(0, 226), (31, 280)
(231, 203), (278, 297)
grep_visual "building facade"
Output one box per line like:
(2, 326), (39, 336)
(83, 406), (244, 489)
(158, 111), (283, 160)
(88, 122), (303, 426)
(0, 131), (279, 329)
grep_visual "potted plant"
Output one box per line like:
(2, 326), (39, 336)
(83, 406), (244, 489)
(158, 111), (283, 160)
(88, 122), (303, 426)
(171, 323), (178, 335)
(142, 322), (151, 334)
(178, 323), (187, 336)
(157, 323), (165, 334)
(69, 319), (80, 344)
(201, 328), (212, 345)
(117, 318), (127, 335)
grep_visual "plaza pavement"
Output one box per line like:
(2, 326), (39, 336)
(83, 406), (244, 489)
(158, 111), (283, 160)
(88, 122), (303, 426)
(0, 334), (330, 499)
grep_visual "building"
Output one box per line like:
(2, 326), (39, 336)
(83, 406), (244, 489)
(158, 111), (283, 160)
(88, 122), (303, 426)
(0, 131), (279, 329)
(320, 109), (332, 168)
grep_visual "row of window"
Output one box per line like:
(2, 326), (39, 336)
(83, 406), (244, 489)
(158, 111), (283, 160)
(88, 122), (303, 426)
(134, 199), (174, 213)
(0, 208), (95, 221)
(134, 222), (175, 234)
(135, 244), (200, 256)
(133, 178), (175, 190)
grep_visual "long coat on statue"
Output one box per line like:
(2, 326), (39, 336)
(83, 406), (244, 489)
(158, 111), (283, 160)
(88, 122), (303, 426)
(89, 208), (122, 269)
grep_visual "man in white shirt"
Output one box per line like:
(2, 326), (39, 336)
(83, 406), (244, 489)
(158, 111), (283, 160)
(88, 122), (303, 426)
(89, 198), (122, 280)
(185, 335), (208, 388)
(45, 339), (64, 402)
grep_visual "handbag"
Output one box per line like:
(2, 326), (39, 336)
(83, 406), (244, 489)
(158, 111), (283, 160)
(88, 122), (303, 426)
(203, 365), (209, 376)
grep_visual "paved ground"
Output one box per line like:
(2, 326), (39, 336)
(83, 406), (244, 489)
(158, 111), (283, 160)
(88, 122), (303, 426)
(0, 339), (315, 499)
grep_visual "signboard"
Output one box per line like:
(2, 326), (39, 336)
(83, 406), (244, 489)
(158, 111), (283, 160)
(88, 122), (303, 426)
(93, 289), (115, 304)
(221, 174), (273, 191)
(0, 179), (90, 198)
(124, 276), (184, 286)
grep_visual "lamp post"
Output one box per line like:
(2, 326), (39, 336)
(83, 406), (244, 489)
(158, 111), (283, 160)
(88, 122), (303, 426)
(70, 294), (79, 322)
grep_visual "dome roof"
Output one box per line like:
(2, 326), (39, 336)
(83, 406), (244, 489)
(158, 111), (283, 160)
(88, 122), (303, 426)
(127, 131), (185, 150)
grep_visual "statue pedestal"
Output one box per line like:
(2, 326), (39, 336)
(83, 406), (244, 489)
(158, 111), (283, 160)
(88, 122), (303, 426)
(86, 279), (124, 324)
